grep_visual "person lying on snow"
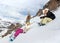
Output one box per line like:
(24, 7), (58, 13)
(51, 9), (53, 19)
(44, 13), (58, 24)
(10, 22), (32, 41)
(38, 8), (56, 26)
(9, 20), (32, 41)
(9, 15), (32, 41)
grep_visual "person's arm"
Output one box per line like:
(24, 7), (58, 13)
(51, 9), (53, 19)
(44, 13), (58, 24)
(40, 16), (47, 19)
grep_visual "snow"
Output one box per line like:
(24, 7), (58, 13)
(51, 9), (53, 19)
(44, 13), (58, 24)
(0, 0), (60, 43)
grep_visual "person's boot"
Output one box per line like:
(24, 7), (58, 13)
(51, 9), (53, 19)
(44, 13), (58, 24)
(41, 24), (45, 26)
(10, 39), (13, 41)
(10, 36), (15, 41)
(38, 23), (45, 26)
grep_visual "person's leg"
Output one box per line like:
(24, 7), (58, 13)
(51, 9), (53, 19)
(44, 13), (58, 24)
(38, 18), (44, 26)
(41, 17), (48, 24)
(14, 29), (23, 38)
(40, 18), (44, 23)
(46, 17), (52, 23)
(41, 17), (52, 24)
(10, 29), (23, 41)
(39, 18), (47, 26)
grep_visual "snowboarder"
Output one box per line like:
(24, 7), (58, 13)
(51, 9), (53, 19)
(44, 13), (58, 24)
(38, 8), (56, 26)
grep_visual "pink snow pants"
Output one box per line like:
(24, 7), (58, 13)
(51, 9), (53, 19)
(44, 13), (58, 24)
(14, 28), (23, 38)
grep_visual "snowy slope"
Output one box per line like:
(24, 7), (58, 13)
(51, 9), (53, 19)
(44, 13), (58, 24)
(0, 0), (60, 43)
(13, 7), (60, 43)
(0, 7), (60, 43)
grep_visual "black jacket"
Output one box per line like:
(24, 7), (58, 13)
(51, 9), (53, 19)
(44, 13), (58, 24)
(40, 11), (56, 20)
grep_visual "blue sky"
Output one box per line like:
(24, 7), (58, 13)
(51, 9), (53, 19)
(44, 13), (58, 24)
(0, 0), (49, 21)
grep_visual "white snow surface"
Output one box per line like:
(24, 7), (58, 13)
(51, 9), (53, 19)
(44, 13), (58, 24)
(0, 0), (60, 43)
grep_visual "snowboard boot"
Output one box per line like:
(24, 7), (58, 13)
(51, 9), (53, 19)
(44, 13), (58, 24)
(10, 36), (15, 42)
(10, 39), (13, 41)
(38, 23), (45, 26)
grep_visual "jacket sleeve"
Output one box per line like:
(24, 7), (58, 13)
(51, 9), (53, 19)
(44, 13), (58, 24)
(40, 16), (47, 19)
